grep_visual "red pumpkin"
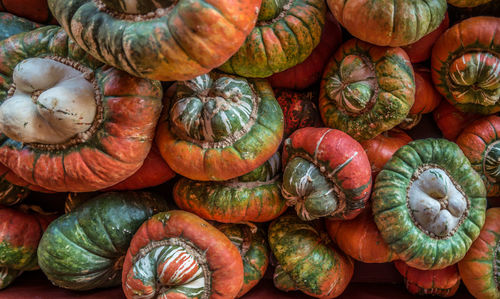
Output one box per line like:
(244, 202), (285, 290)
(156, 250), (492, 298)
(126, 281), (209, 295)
(402, 13), (450, 63)
(274, 89), (321, 138)
(0, 163), (51, 193)
(394, 261), (461, 297)
(410, 67), (442, 115)
(268, 12), (343, 90)
(105, 144), (176, 191)
(0, 0), (56, 24)
(360, 129), (413, 176)
(433, 100), (481, 140)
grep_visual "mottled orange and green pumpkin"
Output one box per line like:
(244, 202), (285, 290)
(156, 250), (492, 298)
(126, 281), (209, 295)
(327, 0), (447, 47)
(458, 208), (500, 299)
(431, 16), (500, 115)
(274, 89), (321, 138)
(156, 72), (283, 181)
(0, 26), (163, 192)
(326, 206), (397, 263)
(282, 127), (372, 221)
(219, 0), (325, 78)
(216, 223), (269, 298)
(0, 13), (40, 41)
(319, 39), (415, 141)
(394, 261), (461, 297)
(268, 213), (354, 298)
(174, 153), (286, 223)
(122, 210), (244, 299)
(456, 115), (500, 197)
(48, 0), (261, 81)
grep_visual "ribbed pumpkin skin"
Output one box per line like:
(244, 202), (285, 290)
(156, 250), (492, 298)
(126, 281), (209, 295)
(373, 138), (487, 270)
(37, 192), (169, 291)
(0, 0), (56, 23)
(268, 213), (354, 298)
(458, 208), (500, 299)
(394, 261), (461, 297)
(268, 12), (342, 90)
(0, 26), (163, 192)
(411, 67), (442, 115)
(433, 100), (481, 141)
(219, 0), (326, 78)
(174, 153), (286, 223)
(448, 0), (492, 7)
(275, 89), (321, 138)
(216, 223), (269, 298)
(327, 0), (447, 47)
(319, 39), (415, 141)
(282, 127), (372, 221)
(48, 0), (260, 81)
(156, 73), (283, 181)
(0, 13), (40, 42)
(122, 210), (244, 299)
(431, 16), (500, 115)
(456, 115), (500, 197)
(360, 129), (412, 176)
(326, 207), (397, 263)
(402, 13), (450, 64)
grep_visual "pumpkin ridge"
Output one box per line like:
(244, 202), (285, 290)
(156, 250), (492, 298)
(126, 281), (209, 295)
(483, 140), (500, 183)
(257, 0), (293, 26)
(165, 18), (208, 69)
(93, 0), (179, 21)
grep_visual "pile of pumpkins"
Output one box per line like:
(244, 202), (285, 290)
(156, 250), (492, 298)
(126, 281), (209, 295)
(0, 0), (497, 298)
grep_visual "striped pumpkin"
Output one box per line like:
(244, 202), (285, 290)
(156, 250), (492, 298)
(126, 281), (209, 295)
(319, 39), (415, 141)
(38, 192), (169, 291)
(173, 153), (287, 223)
(122, 210), (244, 299)
(456, 115), (500, 197)
(458, 208), (500, 299)
(282, 127), (372, 221)
(48, 0), (260, 81)
(0, 26), (162, 192)
(219, 0), (326, 78)
(156, 72), (283, 181)
(431, 16), (500, 115)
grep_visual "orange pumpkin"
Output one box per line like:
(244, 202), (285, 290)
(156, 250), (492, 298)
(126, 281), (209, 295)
(433, 100), (481, 141)
(411, 67), (442, 115)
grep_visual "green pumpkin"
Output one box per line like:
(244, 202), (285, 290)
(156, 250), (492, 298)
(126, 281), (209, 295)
(37, 191), (170, 291)
(372, 138), (487, 270)
(0, 13), (40, 42)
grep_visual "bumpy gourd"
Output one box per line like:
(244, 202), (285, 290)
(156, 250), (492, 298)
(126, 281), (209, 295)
(275, 89), (320, 138)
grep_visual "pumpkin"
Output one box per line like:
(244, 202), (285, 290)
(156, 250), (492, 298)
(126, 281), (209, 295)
(448, 1), (500, 23)
(319, 39), (415, 141)
(394, 260), (461, 297)
(274, 89), (321, 138)
(282, 127), (372, 221)
(0, 26), (163, 192)
(431, 16), (500, 115)
(0, 163), (29, 206)
(218, 0), (326, 78)
(0, 0), (56, 23)
(105, 144), (176, 191)
(0, 205), (55, 289)
(156, 72), (283, 181)
(122, 210), (244, 299)
(48, 0), (260, 81)
(458, 208), (500, 299)
(373, 138), (487, 270)
(411, 67), (443, 115)
(448, 0), (493, 8)
(433, 100), (481, 141)
(268, 213), (354, 298)
(402, 13), (450, 64)
(398, 113), (422, 130)
(216, 223), (269, 297)
(268, 12), (342, 90)
(0, 13), (40, 42)
(360, 128), (412, 177)
(456, 115), (500, 197)
(326, 206), (397, 263)
(327, 0), (447, 47)
(38, 191), (170, 291)
(174, 152), (286, 223)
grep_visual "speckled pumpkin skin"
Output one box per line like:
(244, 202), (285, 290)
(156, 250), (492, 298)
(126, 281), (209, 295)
(373, 138), (487, 270)
(275, 89), (321, 138)
(0, 13), (40, 42)
(0, 26), (163, 192)
(38, 192), (169, 291)
(327, 0), (447, 47)
(456, 115), (500, 197)
(268, 213), (354, 298)
(219, 0), (326, 78)
(319, 39), (415, 141)
(431, 17), (500, 115)
(458, 208), (500, 299)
